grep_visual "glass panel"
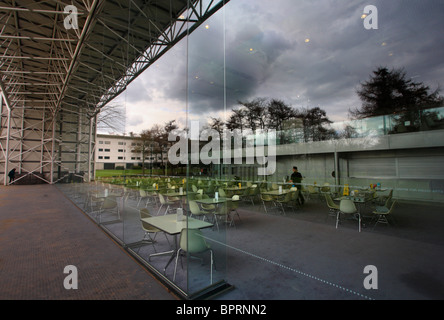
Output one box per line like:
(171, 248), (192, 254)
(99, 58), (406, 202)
(180, 0), (444, 300)
(56, 0), (444, 300)
(184, 0), (229, 297)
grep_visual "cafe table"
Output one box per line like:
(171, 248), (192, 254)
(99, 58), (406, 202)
(141, 214), (213, 274)
(261, 189), (292, 197)
(225, 186), (249, 191)
(161, 191), (197, 207)
(195, 197), (233, 230)
(195, 197), (231, 206)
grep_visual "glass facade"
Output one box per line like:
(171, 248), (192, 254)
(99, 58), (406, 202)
(56, 0), (444, 300)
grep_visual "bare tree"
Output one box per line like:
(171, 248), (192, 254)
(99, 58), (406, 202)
(226, 108), (246, 131)
(237, 98), (268, 131)
(131, 130), (153, 175)
(206, 117), (225, 136)
(96, 103), (126, 134)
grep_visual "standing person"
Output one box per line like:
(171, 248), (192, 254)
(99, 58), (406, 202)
(290, 166), (305, 205)
(8, 168), (16, 184)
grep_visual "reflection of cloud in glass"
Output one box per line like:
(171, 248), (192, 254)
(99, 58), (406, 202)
(120, 0), (444, 133)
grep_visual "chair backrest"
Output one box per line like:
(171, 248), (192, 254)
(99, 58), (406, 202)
(339, 199), (357, 214)
(179, 228), (208, 253)
(139, 208), (151, 219)
(139, 208), (159, 231)
(232, 195), (240, 201)
(102, 196), (117, 209)
(194, 193), (203, 200)
(325, 193), (336, 208)
(387, 199), (397, 214)
(321, 183), (330, 193)
(189, 200), (202, 215)
(139, 189), (147, 197)
(261, 193), (273, 201)
(218, 188), (226, 198)
(192, 185), (198, 192)
(158, 193), (166, 204)
(308, 185), (317, 193)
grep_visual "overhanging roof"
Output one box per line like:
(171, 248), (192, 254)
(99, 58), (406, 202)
(0, 0), (229, 116)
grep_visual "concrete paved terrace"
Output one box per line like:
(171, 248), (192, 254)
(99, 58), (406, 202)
(1, 182), (444, 300)
(0, 184), (177, 300)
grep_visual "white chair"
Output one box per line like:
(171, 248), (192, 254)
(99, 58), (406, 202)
(336, 199), (361, 232)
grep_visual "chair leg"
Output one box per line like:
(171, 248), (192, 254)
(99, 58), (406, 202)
(173, 248), (182, 282)
(262, 201), (268, 213)
(336, 211), (341, 229)
(210, 250), (213, 284)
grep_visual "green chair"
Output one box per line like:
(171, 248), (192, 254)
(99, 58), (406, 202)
(189, 200), (208, 221)
(213, 202), (233, 231)
(200, 194), (216, 214)
(173, 228), (215, 284)
(261, 193), (276, 213)
(325, 193), (340, 218)
(276, 191), (295, 215)
(229, 195), (241, 223)
(372, 200), (397, 229)
(218, 188), (227, 198)
(97, 195), (120, 223)
(138, 208), (171, 254)
(157, 193), (177, 215)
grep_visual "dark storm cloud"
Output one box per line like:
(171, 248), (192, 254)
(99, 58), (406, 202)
(125, 0), (444, 129)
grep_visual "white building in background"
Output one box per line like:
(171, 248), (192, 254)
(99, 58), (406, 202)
(95, 134), (167, 170)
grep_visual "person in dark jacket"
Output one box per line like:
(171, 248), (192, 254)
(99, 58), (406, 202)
(290, 166), (305, 205)
(8, 168), (16, 184)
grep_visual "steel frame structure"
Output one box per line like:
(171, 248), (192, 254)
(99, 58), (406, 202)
(0, 0), (229, 185)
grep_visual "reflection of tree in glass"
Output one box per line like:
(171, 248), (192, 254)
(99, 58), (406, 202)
(297, 107), (337, 142)
(97, 103), (126, 134)
(349, 66), (443, 133)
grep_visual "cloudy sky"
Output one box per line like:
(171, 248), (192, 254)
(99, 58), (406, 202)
(105, 0), (444, 135)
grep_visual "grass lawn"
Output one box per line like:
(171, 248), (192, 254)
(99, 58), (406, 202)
(95, 168), (186, 178)
(95, 169), (144, 178)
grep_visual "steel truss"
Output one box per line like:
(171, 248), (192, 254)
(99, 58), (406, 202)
(0, 0), (229, 184)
